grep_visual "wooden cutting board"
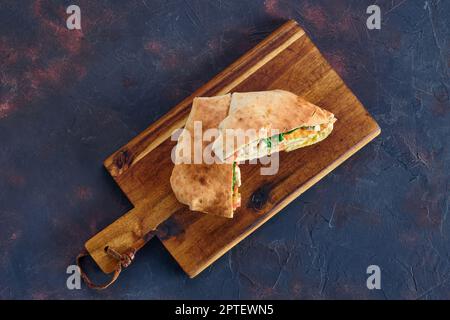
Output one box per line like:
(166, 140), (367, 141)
(85, 20), (380, 278)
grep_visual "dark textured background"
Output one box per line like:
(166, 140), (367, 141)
(0, 0), (449, 299)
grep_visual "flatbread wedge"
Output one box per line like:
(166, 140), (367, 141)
(170, 94), (241, 218)
(213, 90), (336, 162)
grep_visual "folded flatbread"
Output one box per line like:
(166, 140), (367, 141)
(170, 94), (241, 218)
(213, 90), (336, 162)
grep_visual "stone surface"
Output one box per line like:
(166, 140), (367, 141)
(0, 0), (449, 299)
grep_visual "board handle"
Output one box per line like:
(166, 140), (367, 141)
(76, 244), (144, 290)
(77, 193), (180, 289)
(78, 226), (157, 289)
(76, 205), (161, 289)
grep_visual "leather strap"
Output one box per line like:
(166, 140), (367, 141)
(76, 230), (156, 290)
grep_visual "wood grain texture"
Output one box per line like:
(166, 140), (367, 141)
(85, 20), (380, 276)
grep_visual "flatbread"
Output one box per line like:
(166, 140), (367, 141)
(170, 94), (237, 218)
(213, 90), (336, 160)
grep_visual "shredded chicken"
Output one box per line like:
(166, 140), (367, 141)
(232, 165), (241, 210)
(235, 165), (241, 187)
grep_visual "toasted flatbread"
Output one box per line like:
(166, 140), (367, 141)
(170, 94), (240, 218)
(213, 90), (336, 161)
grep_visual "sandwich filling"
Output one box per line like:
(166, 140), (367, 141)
(233, 122), (334, 162)
(232, 162), (241, 210)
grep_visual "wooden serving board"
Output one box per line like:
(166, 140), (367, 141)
(85, 20), (380, 278)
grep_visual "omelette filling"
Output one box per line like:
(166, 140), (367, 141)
(234, 123), (333, 161)
(232, 162), (241, 210)
(278, 123), (333, 152)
